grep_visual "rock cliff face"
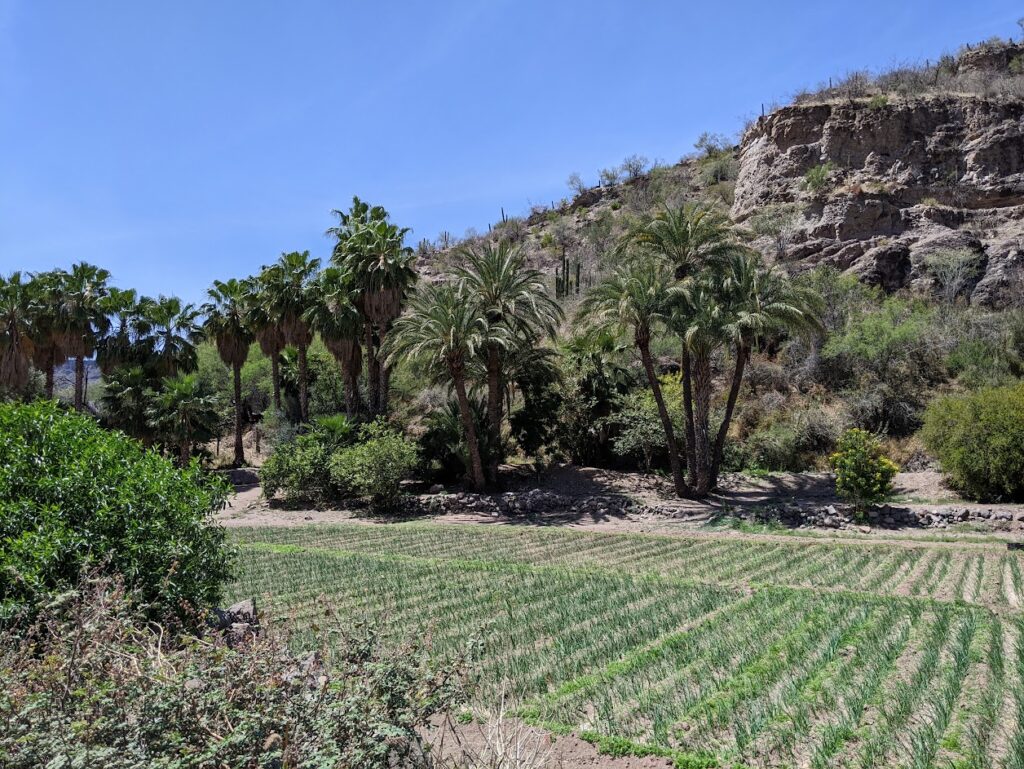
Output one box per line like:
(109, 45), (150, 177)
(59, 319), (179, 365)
(732, 96), (1024, 305)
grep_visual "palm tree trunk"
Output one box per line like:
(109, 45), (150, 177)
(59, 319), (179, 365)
(179, 439), (190, 467)
(681, 344), (697, 487)
(364, 322), (379, 415)
(270, 354), (282, 410)
(453, 372), (486, 492)
(232, 362), (245, 466)
(691, 349), (713, 496)
(74, 356), (85, 411)
(710, 343), (748, 489)
(343, 365), (363, 418)
(485, 345), (502, 484)
(639, 340), (689, 497)
(379, 363), (391, 416)
(297, 342), (309, 422)
(45, 361), (55, 400)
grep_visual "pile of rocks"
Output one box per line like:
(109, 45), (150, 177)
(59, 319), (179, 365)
(418, 489), (645, 519)
(733, 503), (1024, 530)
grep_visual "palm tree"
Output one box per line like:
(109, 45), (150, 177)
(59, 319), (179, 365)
(453, 240), (563, 482)
(27, 270), (68, 399)
(202, 278), (254, 466)
(306, 266), (364, 418)
(579, 258), (689, 496)
(329, 197), (416, 415)
(59, 262), (111, 410)
(0, 272), (36, 397)
(96, 287), (141, 375)
(247, 270), (286, 411)
(624, 202), (748, 492)
(140, 295), (201, 378)
(99, 365), (155, 444)
(385, 283), (501, 491)
(147, 373), (221, 467)
(706, 253), (822, 487)
(261, 251), (320, 422)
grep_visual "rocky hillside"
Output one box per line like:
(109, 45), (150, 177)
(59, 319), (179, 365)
(426, 38), (1024, 306)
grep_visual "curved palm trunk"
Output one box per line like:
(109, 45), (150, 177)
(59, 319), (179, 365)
(74, 356), (85, 411)
(270, 354), (282, 410)
(691, 349), (713, 497)
(297, 342), (309, 423)
(639, 339), (689, 497)
(485, 345), (503, 484)
(453, 371), (486, 491)
(232, 362), (245, 466)
(681, 344), (697, 487)
(710, 343), (748, 489)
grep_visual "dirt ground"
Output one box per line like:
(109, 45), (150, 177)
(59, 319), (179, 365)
(218, 466), (1024, 539)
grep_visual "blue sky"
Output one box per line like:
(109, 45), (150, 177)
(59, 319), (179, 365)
(1, 1), (1021, 302)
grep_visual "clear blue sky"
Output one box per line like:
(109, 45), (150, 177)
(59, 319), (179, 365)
(1, 1), (1021, 302)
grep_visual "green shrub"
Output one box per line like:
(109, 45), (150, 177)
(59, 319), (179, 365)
(922, 384), (1024, 502)
(0, 576), (463, 769)
(330, 421), (419, 509)
(608, 377), (684, 471)
(803, 162), (836, 194)
(259, 431), (335, 504)
(421, 398), (500, 483)
(0, 400), (231, 626)
(829, 428), (899, 509)
(868, 93), (889, 110)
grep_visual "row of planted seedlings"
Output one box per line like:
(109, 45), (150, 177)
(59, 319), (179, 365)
(231, 545), (739, 703)
(231, 522), (1021, 606)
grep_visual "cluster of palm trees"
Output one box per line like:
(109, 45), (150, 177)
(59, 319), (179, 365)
(2, 196), (820, 498)
(580, 202), (822, 497)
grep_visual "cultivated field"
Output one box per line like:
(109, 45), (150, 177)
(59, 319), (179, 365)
(229, 523), (1024, 768)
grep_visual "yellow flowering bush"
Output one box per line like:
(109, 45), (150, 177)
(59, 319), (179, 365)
(829, 428), (899, 511)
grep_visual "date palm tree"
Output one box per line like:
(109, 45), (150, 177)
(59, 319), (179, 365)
(385, 283), (503, 491)
(59, 262), (111, 410)
(202, 278), (254, 466)
(306, 266), (364, 418)
(329, 197), (416, 415)
(623, 202), (747, 491)
(261, 251), (320, 422)
(0, 271), (36, 397)
(27, 270), (68, 399)
(579, 258), (689, 496)
(453, 240), (562, 482)
(706, 252), (822, 487)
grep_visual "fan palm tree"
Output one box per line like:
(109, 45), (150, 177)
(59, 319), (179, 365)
(246, 270), (286, 411)
(202, 278), (254, 466)
(261, 251), (320, 422)
(147, 373), (221, 467)
(139, 295), (200, 378)
(329, 197), (416, 415)
(453, 240), (563, 482)
(706, 253), (823, 487)
(385, 283), (502, 491)
(579, 258), (689, 496)
(99, 365), (154, 444)
(96, 287), (142, 376)
(0, 271), (36, 396)
(306, 266), (364, 417)
(59, 262), (111, 410)
(27, 269), (68, 399)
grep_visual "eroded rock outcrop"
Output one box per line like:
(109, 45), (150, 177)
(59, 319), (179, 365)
(732, 95), (1024, 305)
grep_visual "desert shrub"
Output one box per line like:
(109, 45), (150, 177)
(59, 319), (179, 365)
(259, 416), (356, 504)
(922, 383), (1024, 502)
(422, 397), (502, 483)
(607, 378), (684, 472)
(0, 400), (231, 626)
(620, 154), (649, 181)
(829, 428), (899, 509)
(330, 421), (419, 509)
(0, 576), (464, 769)
(803, 162), (836, 194)
(745, 424), (802, 471)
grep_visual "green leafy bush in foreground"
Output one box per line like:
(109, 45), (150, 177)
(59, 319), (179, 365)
(0, 576), (463, 769)
(922, 383), (1024, 502)
(829, 428), (899, 510)
(259, 414), (357, 504)
(330, 421), (419, 509)
(0, 400), (231, 626)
